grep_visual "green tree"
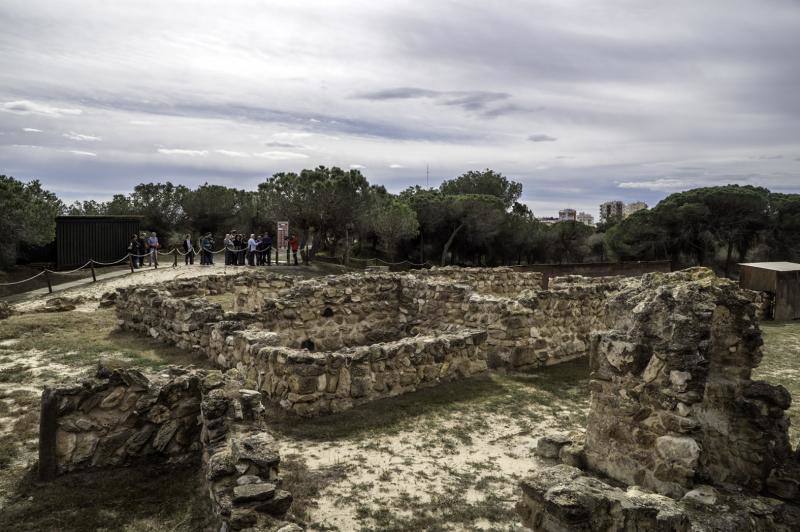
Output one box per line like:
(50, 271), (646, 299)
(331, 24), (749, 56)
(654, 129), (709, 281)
(440, 169), (522, 209)
(181, 184), (241, 234)
(548, 221), (593, 263)
(0, 175), (64, 268)
(369, 198), (419, 260)
(130, 182), (189, 239)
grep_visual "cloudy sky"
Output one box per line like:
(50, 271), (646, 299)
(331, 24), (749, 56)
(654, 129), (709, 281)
(1, 0), (798, 216)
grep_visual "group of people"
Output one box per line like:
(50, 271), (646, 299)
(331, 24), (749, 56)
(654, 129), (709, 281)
(222, 231), (300, 266)
(126, 230), (302, 268)
(182, 232), (215, 265)
(127, 232), (161, 268)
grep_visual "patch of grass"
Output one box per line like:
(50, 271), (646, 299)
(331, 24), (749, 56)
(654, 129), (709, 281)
(0, 308), (212, 371)
(280, 453), (353, 524)
(267, 358), (590, 442)
(0, 364), (31, 383)
(0, 435), (18, 470)
(206, 292), (235, 311)
(755, 321), (800, 447)
(1, 465), (215, 531)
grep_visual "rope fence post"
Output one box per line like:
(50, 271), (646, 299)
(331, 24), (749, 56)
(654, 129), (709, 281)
(90, 260), (97, 283)
(43, 268), (52, 294)
(129, 254), (135, 273)
(173, 248), (178, 268)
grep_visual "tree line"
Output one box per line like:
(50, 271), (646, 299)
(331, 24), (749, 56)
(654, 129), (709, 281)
(1, 171), (798, 275)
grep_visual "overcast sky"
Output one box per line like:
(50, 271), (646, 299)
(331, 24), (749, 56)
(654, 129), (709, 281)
(1, 0), (798, 216)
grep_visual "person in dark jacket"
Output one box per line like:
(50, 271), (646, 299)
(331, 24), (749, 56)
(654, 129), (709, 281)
(137, 233), (148, 267)
(262, 233), (273, 265)
(183, 233), (194, 265)
(127, 234), (141, 268)
(235, 234), (245, 265)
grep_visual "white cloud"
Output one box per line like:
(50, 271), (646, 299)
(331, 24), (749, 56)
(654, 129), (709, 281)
(2, 100), (82, 116)
(271, 132), (314, 140)
(215, 149), (249, 157)
(157, 148), (209, 156)
(617, 178), (689, 191)
(254, 151), (309, 160)
(349, 164), (366, 169)
(129, 120), (155, 125)
(63, 131), (102, 141)
(528, 134), (557, 142)
(22, 127), (43, 133)
(389, 164), (405, 168)
(68, 150), (97, 157)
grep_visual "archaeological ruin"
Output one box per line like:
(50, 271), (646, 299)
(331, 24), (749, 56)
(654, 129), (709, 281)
(37, 266), (800, 530)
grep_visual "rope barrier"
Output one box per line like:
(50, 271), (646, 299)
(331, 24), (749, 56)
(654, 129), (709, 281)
(92, 255), (132, 266)
(0, 271), (46, 286)
(45, 261), (93, 275)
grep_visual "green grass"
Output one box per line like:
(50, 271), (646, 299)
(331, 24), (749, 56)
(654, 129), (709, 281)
(754, 321), (800, 447)
(0, 465), (216, 531)
(266, 358), (589, 443)
(0, 308), (213, 370)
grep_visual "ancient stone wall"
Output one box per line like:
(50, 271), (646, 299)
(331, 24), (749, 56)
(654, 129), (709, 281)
(39, 366), (294, 530)
(233, 274), (405, 350)
(585, 268), (793, 498)
(517, 268), (800, 530)
(39, 367), (204, 478)
(251, 328), (488, 416)
(116, 285), (225, 350)
(115, 269), (620, 417)
(413, 266), (544, 296)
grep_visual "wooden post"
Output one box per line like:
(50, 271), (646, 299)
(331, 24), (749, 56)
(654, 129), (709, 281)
(90, 261), (97, 283)
(43, 268), (52, 293)
(173, 248), (178, 268)
(129, 254), (135, 273)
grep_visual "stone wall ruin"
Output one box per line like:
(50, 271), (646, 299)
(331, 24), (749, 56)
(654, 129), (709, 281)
(517, 268), (800, 530)
(37, 265), (800, 530)
(39, 366), (295, 531)
(114, 268), (620, 416)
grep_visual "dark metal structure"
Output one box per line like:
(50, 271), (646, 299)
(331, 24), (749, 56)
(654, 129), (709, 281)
(739, 262), (800, 320)
(56, 215), (142, 269)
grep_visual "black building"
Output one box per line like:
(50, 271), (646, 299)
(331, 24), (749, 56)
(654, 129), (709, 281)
(56, 216), (142, 270)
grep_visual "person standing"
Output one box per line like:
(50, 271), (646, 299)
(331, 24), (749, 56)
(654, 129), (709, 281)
(255, 234), (265, 265)
(289, 234), (299, 265)
(183, 234), (195, 265)
(262, 233), (273, 266)
(235, 234), (245, 265)
(247, 234), (257, 266)
(127, 234), (141, 268)
(202, 232), (215, 265)
(137, 233), (148, 267)
(147, 232), (160, 266)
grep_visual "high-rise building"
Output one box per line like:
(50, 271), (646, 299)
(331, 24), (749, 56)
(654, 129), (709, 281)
(577, 212), (594, 226)
(599, 200), (624, 223)
(558, 208), (577, 222)
(624, 201), (648, 218)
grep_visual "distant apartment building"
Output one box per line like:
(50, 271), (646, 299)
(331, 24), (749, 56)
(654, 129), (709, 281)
(624, 201), (648, 218)
(599, 200), (625, 223)
(558, 208), (577, 222)
(577, 211), (594, 226)
(537, 216), (559, 225)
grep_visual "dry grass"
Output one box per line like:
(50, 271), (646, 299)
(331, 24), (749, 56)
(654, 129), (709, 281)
(754, 321), (800, 447)
(0, 308), (213, 370)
